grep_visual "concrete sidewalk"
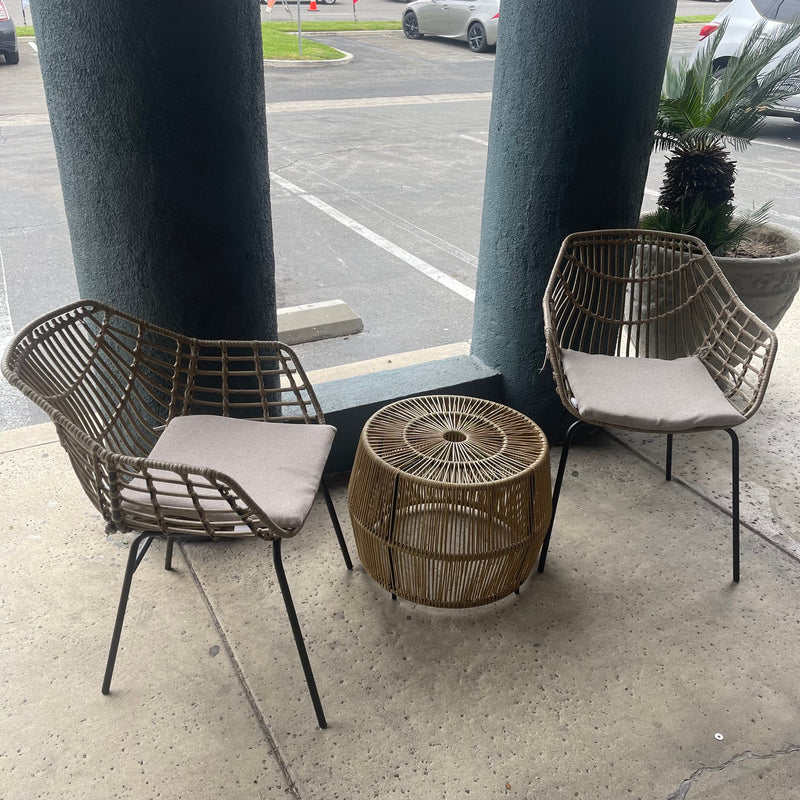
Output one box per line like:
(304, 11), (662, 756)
(2, 304), (799, 800)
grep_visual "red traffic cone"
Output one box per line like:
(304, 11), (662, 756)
(309, 0), (318, 10)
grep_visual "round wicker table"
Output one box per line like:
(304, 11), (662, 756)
(347, 395), (552, 608)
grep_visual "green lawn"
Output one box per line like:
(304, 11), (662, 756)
(262, 20), (400, 60)
(262, 25), (343, 60)
(264, 21), (401, 33)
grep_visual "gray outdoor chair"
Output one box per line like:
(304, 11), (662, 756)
(539, 229), (778, 582)
(1, 300), (352, 729)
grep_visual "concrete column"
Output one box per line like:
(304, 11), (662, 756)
(31, 0), (276, 340)
(471, 0), (677, 439)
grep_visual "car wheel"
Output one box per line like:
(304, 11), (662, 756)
(320, 0), (336, 4)
(4, 51), (20, 64)
(403, 12), (424, 40)
(467, 21), (488, 53)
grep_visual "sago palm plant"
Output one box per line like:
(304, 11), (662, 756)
(642, 17), (800, 254)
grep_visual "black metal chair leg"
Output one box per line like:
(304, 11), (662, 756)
(727, 428), (740, 583)
(272, 538), (328, 729)
(666, 433), (674, 482)
(538, 419), (583, 574)
(102, 532), (154, 694)
(164, 538), (174, 571)
(321, 478), (353, 570)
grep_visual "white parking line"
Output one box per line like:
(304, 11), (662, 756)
(0, 243), (30, 429)
(0, 243), (13, 338)
(271, 173), (476, 303)
(753, 139), (800, 154)
(458, 134), (489, 147)
(28, 41), (38, 52)
(772, 210), (800, 224)
(267, 92), (491, 114)
(291, 165), (479, 268)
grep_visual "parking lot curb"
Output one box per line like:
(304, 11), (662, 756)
(263, 49), (354, 67)
(277, 298), (363, 344)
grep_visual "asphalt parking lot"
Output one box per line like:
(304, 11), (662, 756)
(1, 19), (799, 431)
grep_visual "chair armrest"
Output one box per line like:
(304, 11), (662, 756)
(697, 303), (778, 420)
(111, 452), (294, 539)
(544, 326), (580, 419)
(53, 419), (293, 539)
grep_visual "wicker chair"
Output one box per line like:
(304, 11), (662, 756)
(2, 300), (353, 729)
(539, 229), (777, 582)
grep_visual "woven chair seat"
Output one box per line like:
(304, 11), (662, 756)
(561, 349), (745, 432)
(123, 415), (336, 534)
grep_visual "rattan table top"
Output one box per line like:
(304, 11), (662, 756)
(359, 394), (549, 485)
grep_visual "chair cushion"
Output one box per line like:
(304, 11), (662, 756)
(560, 349), (745, 432)
(135, 415), (336, 533)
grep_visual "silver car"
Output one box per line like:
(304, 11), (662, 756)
(693, 0), (800, 120)
(402, 0), (499, 54)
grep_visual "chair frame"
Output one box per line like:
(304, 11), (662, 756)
(539, 229), (777, 582)
(2, 300), (352, 728)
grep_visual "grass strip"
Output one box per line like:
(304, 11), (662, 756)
(262, 24), (344, 60)
(261, 20), (400, 60)
(674, 15), (715, 23)
(264, 21), (401, 32)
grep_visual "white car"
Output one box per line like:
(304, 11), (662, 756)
(693, 0), (800, 120)
(402, 0), (499, 54)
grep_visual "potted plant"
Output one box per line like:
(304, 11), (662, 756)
(641, 17), (800, 328)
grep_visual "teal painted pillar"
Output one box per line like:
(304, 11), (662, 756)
(32, 0), (276, 340)
(472, 0), (677, 439)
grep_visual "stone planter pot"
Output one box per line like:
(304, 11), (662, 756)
(716, 223), (800, 330)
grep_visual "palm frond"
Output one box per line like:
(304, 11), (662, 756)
(655, 16), (800, 150)
(640, 199), (771, 255)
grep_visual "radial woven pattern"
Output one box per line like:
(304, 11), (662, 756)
(348, 395), (551, 608)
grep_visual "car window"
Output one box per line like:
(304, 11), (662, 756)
(751, 0), (800, 22)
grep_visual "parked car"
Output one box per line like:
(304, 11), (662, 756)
(402, 0), (499, 54)
(0, 0), (19, 64)
(693, 0), (800, 120)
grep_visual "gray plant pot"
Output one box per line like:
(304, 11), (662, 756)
(716, 223), (800, 330)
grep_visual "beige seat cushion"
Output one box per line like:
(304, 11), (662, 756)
(560, 349), (745, 432)
(127, 415), (335, 533)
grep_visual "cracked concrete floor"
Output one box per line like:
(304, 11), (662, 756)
(668, 745), (800, 800)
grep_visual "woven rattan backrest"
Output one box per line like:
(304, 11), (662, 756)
(2, 301), (327, 537)
(544, 230), (777, 419)
(4, 301), (325, 451)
